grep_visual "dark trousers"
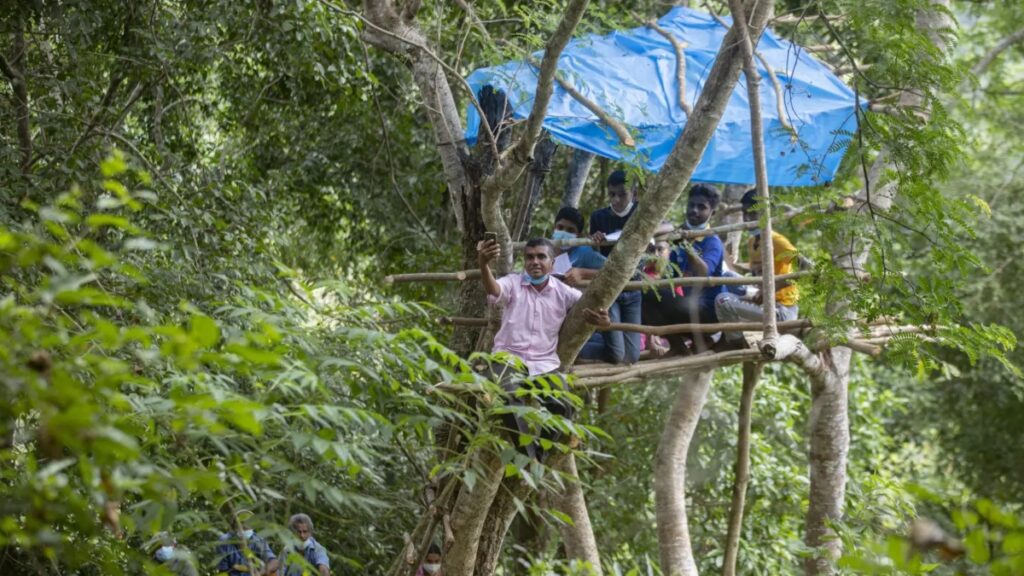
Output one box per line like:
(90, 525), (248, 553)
(641, 287), (719, 353)
(478, 360), (574, 461)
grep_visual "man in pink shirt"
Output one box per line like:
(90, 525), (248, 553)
(477, 237), (608, 460)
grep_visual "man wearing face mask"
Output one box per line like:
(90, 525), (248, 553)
(550, 207), (619, 364)
(415, 543), (443, 576)
(642, 184), (726, 354)
(282, 513), (330, 576)
(585, 170), (643, 364)
(216, 510), (280, 576)
(715, 189), (800, 346)
(150, 532), (198, 576)
(477, 236), (609, 459)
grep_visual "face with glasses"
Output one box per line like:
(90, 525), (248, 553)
(608, 183), (632, 214)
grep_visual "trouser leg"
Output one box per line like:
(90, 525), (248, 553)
(603, 300), (626, 364)
(618, 290), (642, 363)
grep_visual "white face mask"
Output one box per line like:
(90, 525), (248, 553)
(155, 545), (175, 562)
(611, 201), (634, 218)
(423, 563), (441, 574)
(242, 529), (255, 539)
(684, 219), (710, 231)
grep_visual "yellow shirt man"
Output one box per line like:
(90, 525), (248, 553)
(747, 231), (799, 306)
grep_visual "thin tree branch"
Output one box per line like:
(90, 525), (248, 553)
(646, 19), (693, 117)
(727, 0), (779, 343)
(722, 361), (763, 576)
(360, 40), (443, 253)
(971, 27), (1024, 77)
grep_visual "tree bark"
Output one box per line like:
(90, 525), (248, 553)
(550, 454), (602, 575)
(443, 451), (507, 576)
(655, 369), (714, 576)
(511, 132), (558, 241)
(473, 477), (532, 576)
(760, 335), (847, 574)
(722, 362), (763, 576)
(562, 149), (596, 208)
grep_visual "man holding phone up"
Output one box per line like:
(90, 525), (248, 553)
(476, 235), (608, 459)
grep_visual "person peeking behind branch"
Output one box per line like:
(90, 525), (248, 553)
(416, 543), (443, 576)
(552, 206), (633, 365)
(715, 188), (801, 348)
(476, 236), (609, 460)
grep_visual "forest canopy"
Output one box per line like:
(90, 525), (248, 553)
(1, 0), (1023, 575)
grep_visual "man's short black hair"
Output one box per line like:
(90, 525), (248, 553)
(608, 169), (628, 186)
(525, 237), (556, 259)
(688, 183), (721, 210)
(555, 206), (585, 232)
(740, 188), (760, 209)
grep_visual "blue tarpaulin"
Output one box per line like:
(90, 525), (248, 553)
(465, 7), (866, 187)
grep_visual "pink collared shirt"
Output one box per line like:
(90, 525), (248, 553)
(488, 274), (582, 375)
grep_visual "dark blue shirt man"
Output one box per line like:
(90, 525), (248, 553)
(642, 183), (725, 354)
(585, 171), (642, 364)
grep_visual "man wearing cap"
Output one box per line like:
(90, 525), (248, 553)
(216, 510), (280, 576)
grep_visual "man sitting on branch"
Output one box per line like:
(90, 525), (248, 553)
(715, 189), (801, 347)
(476, 236), (609, 459)
(641, 184), (726, 354)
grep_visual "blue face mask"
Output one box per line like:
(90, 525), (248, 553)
(552, 230), (576, 241)
(155, 546), (174, 562)
(526, 273), (549, 286)
(750, 228), (761, 237)
(684, 219), (710, 231)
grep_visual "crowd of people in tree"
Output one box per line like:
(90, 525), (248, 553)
(476, 170), (801, 457)
(148, 510), (441, 575)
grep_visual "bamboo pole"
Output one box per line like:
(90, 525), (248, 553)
(722, 362), (764, 576)
(392, 269), (810, 287)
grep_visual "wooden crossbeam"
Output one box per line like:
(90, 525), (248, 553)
(390, 269), (810, 286)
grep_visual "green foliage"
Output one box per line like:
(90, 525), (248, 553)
(0, 162), (478, 573)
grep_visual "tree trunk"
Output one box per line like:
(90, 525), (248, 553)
(722, 362), (763, 576)
(443, 451), (507, 576)
(803, 348), (851, 575)
(474, 477), (532, 576)
(551, 453), (603, 575)
(562, 149), (597, 208)
(795, 3), (950, 573)
(720, 185), (747, 267)
(511, 132), (558, 240)
(655, 369), (714, 576)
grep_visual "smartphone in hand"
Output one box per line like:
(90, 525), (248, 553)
(483, 231), (498, 244)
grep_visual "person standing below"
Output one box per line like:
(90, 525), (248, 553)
(642, 184), (726, 354)
(587, 170), (642, 364)
(216, 510), (280, 576)
(477, 236), (609, 459)
(281, 513), (330, 576)
(715, 189), (800, 345)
